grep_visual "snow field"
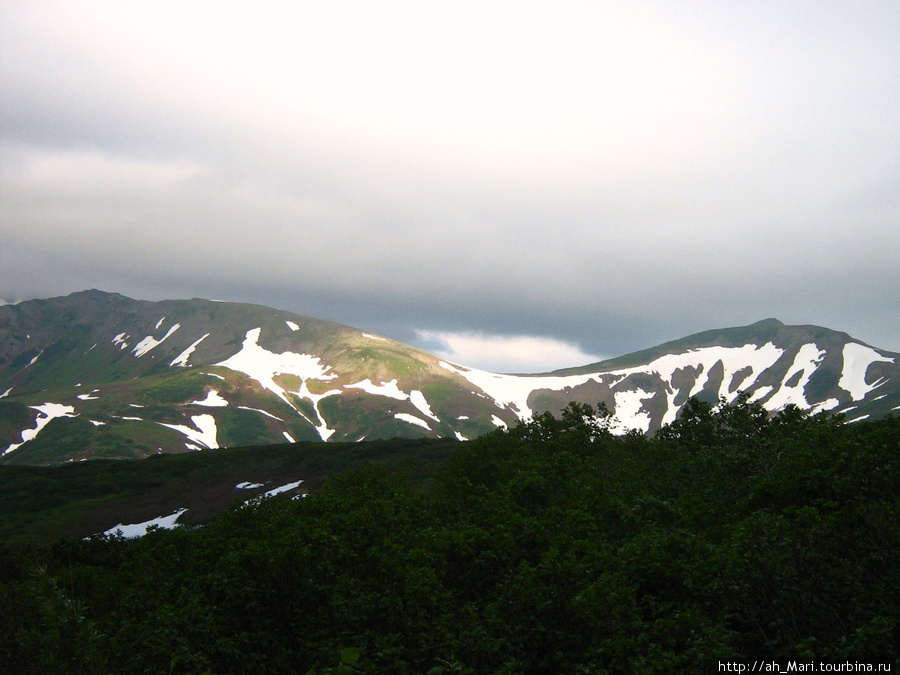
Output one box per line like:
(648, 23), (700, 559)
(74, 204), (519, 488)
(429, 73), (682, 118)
(1, 403), (77, 456)
(839, 343), (895, 400)
(215, 328), (341, 441)
(103, 509), (187, 539)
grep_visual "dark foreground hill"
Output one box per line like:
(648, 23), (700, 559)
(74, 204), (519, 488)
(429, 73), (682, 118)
(0, 436), (457, 545)
(1, 400), (898, 671)
(1, 290), (898, 463)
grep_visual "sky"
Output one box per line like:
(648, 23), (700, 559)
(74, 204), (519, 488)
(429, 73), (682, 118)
(2, 1), (899, 373)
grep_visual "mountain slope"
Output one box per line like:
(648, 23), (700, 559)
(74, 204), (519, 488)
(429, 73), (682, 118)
(1, 292), (897, 463)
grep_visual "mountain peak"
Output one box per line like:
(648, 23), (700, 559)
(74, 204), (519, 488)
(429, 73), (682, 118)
(751, 318), (784, 327)
(1, 293), (898, 464)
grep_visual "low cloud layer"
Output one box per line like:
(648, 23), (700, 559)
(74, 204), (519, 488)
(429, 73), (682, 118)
(2, 1), (898, 372)
(416, 330), (603, 374)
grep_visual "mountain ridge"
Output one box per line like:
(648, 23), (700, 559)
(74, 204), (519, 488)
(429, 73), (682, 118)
(1, 290), (897, 464)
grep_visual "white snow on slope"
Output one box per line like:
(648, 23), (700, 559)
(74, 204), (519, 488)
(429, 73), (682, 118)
(236, 481), (264, 489)
(26, 351), (43, 367)
(395, 413), (431, 430)
(810, 398), (841, 415)
(263, 479), (304, 497)
(764, 343), (826, 411)
(2, 403), (77, 456)
(77, 389), (100, 400)
(238, 405), (284, 421)
(363, 332), (388, 341)
(104, 509), (187, 539)
(839, 343), (895, 400)
(215, 328), (341, 441)
(615, 343), (785, 404)
(190, 390), (228, 407)
(171, 333), (210, 367)
(611, 389), (654, 434)
(1, 388), (12, 398)
(283, 431), (296, 442)
(285, 321), (299, 331)
(410, 390), (440, 422)
(160, 414), (219, 449)
(346, 378), (406, 400)
(440, 361), (598, 419)
(442, 343), (786, 431)
(133, 323), (181, 358)
(345, 380), (441, 423)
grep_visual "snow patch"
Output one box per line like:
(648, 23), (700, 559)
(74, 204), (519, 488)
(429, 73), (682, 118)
(77, 389), (100, 401)
(395, 413), (431, 430)
(170, 333), (210, 367)
(283, 431), (296, 443)
(748, 386), (774, 403)
(236, 481), (264, 489)
(810, 398), (841, 415)
(611, 389), (654, 434)
(362, 332), (388, 341)
(285, 320), (300, 331)
(215, 328), (341, 441)
(2, 403), (78, 456)
(764, 343), (826, 410)
(263, 479), (304, 497)
(443, 343), (786, 433)
(238, 405), (284, 421)
(0, 388), (12, 398)
(133, 323), (181, 357)
(839, 343), (894, 400)
(103, 509), (187, 539)
(190, 390), (228, 407)
(160, 414), (219, 449)
(440, 361), (598, 419)
(155, 317), (166, 330)
(345, 378), (407, 400)
(410, 390), (440, 421)
(491, 415), (508, 429)
(346, 381), (441, 425)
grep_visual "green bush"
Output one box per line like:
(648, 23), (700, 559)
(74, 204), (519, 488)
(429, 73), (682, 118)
(1, 400), (898, 672)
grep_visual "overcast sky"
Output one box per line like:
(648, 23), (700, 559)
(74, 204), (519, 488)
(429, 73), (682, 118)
(2, 1), (898, 372)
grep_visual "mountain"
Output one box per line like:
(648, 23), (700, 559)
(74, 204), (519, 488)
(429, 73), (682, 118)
(1, 291), (898, 464)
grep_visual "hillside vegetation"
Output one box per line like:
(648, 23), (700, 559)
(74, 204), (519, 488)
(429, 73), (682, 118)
(1, 398), (898, 672)
(3, 292), (899, 462)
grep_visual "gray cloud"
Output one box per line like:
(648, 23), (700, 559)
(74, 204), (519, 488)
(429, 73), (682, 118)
(2, 1), (899, 371)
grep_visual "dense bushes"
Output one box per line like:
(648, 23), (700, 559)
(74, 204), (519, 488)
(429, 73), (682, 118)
(1, 399), (898, 672)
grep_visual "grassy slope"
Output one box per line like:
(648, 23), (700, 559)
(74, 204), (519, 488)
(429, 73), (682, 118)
(0, 437), (459, 546)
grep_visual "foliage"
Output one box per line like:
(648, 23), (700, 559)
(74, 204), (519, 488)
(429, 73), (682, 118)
(1, 400), (898, 672)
